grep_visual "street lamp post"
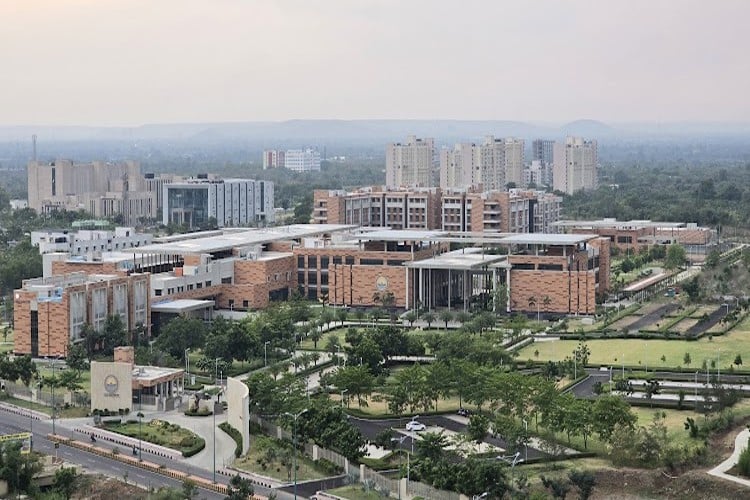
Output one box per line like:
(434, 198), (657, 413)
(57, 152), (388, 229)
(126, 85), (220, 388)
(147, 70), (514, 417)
(390, 435), (407, 500)
(184, 348), (191, 387)
(137, 411), (144, 461)
(214, 358), (221, 384)
(340, 389), (348, 408)
(522, 419), (528, 462)
(264, 341), (270, 367)
(51, 358), (57, 435)
(212, 396), (216, 483)
(284, 409), (309, 500)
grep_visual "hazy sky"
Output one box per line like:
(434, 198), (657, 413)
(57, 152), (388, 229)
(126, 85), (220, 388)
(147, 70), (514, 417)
(2, 0), (748, 126)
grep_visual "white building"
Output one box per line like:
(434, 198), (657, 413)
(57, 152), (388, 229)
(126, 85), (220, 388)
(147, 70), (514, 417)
(439, 143), (478, 189)
(438, 137), (524, 191)
(31, 227), (153, 255)
(523, 160), (553, 188)
(284, 148), (320, 172)
(163, 178), (274, 229)
(553, 137), (598, 194)
(386, 136), (436, 188)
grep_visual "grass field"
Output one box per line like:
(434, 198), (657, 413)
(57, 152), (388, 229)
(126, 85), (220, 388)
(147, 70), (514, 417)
(325, 485), (387, 500)
(104, 419), (204, 454)
(0, 393), (89, 418)
(519, 316), (750, 369)
(233, 434), (329, 482)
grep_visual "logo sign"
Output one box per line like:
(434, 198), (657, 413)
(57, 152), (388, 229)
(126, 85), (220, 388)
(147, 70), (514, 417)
(0, 433), (32, 454)
(375, 275), (389, 292)
(104, 375), (120, 397)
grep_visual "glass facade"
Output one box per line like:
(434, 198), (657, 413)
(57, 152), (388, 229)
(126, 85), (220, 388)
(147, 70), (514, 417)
(167, 187), (209, 229)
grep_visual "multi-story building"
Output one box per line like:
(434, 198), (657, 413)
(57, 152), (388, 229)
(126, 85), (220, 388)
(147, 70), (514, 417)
(552, 137), (598, 194)
(163, 178), (274, 229)
(386, 136), (436, 188)
(313, 186), (442, 230)
(27, 160), (174, 225)
(553, 219), (718, 256)
(284, 148), (321, 172)
(262, 150), (286, 169)
(523, 160), (553, 188)
(313, 186), (561, 234)
(532, 139), (555, 166)
(439, 143), (479, 189)
(14, 223), (610, 357)
(13, 271), (150, 358)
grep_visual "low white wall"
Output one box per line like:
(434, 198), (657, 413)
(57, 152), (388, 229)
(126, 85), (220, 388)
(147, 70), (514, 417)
(226, 376), (250, 455)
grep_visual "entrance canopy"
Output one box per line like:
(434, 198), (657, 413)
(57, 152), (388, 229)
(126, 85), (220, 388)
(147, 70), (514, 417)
(406, 248), (509, 270)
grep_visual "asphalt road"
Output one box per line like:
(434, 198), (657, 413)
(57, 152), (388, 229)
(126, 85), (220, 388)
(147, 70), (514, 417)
(0, 410), (231, 500)
(348, 414), (546, 460)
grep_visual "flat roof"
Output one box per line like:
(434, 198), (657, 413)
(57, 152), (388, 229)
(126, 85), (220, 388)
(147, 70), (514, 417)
(553, 219), (686, 229)
(406, 248), (509, 270)
(498, 233), (600, 245)
(351, 229), (600, 246)
(133, 365), (183, 383)
(351, 229), (447, 242)
(151, 299), (215, 313)
(133, 224), (356, 255)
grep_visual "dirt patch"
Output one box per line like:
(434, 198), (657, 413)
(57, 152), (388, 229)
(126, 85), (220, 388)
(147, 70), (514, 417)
(590, 468), (749, 499)
(670, 317), (700, 334)
(74, 474), (149, 499)
(609, 315), (641, 331)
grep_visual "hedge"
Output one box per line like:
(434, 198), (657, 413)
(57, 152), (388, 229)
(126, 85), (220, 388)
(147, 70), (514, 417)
(182, 437), (206, 458)
(218, 422), (243, 457)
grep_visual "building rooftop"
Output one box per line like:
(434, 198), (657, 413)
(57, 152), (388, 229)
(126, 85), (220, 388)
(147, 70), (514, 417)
(151, 299), (216, 314)
(553, 219), (686, 229)
(351, 229), (600, 246)
(406, 248), (509, 270)
(132, 224), (356, 255)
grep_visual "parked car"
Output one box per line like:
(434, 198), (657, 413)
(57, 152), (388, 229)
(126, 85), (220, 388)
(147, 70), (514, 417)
(405, 420), (426, 432)
(457, 407), (471, 417)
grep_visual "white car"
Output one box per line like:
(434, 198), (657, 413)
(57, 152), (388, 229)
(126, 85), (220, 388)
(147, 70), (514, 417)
(405, 420), (426, 432)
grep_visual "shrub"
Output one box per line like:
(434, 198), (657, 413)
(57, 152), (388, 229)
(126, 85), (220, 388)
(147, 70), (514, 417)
(219, 422), (243, 457)
(315, 458), (343, 475)
(738, 439), (750, 477)
(182, 437), (206, 458)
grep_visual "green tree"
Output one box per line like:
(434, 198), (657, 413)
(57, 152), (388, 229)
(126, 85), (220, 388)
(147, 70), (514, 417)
(735, 354), (743, 367)
(225, 473), (254, 500)
(65, 343), (88, 373)
(335, 308), (348, 326)
(683, 352), (692, 367)
(466, 414), (490, 444)
(0, 441), (42, 497)
(664, 244), (686, 270)
(404, 311), (417, 327)
(154, 317), (207, 361)
(422, 311), (436, 329)
(53, 466), (79, 500)
(438, 310), (453, 330)
(181, 479), (199, 499)
(541, 475), (571, 500)
(333, 365), (374, 407)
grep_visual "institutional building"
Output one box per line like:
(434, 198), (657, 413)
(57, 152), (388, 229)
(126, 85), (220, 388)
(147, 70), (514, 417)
(552, 137), (598, 194)
(553, 219), (718, 255)
(163, 177), (274, 229)
(313, 186), (561, 234)
(285, 148), (321, 172)
(532, 139), (555, 166)
(13, 223), (610, 357)
(13, 271), (149, 358)
(386, 136), (437, 188)
(27, 160), (174, 225)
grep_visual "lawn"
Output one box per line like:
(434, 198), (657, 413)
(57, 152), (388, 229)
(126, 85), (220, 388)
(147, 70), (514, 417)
(298, 326), (449, 352)
(517, 315), (750, 370)
(335, 391), (469, 416)
(103, 419), (204, 455)
(1, 327), (13, 353)
(36, 365), (92, 394)
(233, 434), (329, 482)
(325, 485), (388, 500)
(0, 393), (89, 418)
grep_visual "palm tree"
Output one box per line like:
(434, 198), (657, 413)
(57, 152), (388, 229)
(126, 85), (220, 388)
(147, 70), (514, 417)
(354, 308), (366, 325)
(423, 311), (436, 330)
(438, 310), (453, 330)
(404, 311), (417, 327)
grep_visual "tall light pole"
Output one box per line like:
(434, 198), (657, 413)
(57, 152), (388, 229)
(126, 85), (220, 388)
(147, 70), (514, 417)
(212, 395), (216, 483)
(390, 435), (407, 500)
(264, 341), (270, 367)
(284, 408), (308, 500)
(522, 419), (528, 462)
(137, 411), (144, 461)
(184, 348), (191, 387)
(694, 371), (699, 406)
(214, 357), (221, 384)
(51, 358), (57, 435)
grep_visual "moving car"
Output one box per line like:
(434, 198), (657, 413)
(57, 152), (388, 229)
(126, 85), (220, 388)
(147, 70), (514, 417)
(405, 420), (426, 432)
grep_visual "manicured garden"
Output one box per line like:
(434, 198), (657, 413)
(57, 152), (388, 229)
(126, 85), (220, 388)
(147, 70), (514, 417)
(102, 419), (205, 457)
(519, 315), (750, 370)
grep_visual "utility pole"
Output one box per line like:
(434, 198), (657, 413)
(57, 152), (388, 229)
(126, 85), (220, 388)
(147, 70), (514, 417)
(284, 408), (309, 500)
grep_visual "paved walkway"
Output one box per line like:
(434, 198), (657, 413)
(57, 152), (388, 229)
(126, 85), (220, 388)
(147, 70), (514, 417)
(708, 428), (750, 487)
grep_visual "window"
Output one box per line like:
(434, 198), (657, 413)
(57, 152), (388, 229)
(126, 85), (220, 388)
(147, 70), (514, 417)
(228, 299), (234, 308)
(513, 263), (535, 270)
(361, 259), (384, 266)
(188, 284), (194, 290)
(155, 289), (162, 296)
(538, 264), (563, 271)
(242, 300), (249, 308)
(196, 282), (202, 289)
(321, 273), (329, 285)
(617, 235), (633, 244)
(387, 259), (404, 266)
(221, 277), (232, 284)
(297, 256), (305, 269)
(298, 272), (305, 284)
(345, 256), (354, 265)
(320, 257), (329, 269)
(308, 272), (317, 285)
(205, 281), (211, 287)
(333, 256), (342, 265)
(308, 256), (317, 268)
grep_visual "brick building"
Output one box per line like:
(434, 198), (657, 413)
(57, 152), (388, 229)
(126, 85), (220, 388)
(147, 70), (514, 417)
(14, 224), (610, 357)
(314, 186), (561, 234)
(13, 271), (149, 358)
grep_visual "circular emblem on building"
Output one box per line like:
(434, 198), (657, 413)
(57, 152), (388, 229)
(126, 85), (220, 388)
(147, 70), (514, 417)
(104, 375), (119, 395)
(375, 275), (389, 292)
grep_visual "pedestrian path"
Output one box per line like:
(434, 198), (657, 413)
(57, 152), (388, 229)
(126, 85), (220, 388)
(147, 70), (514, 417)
(708, 428), (750, 487)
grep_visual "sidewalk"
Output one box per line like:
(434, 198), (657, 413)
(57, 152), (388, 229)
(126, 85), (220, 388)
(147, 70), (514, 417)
(708, 428), (750, 487)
